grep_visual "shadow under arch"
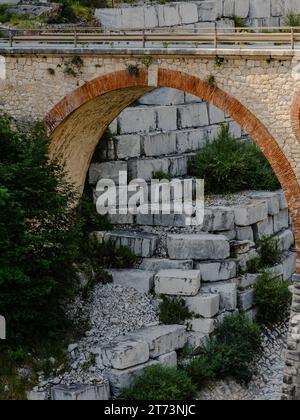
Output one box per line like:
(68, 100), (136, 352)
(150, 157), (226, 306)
(45, 68), (300, 272)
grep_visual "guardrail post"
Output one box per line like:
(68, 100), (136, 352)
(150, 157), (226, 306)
(214, 22), (218, 48)
(74, 28), (78, 48)
(142, 30), (145, 48)
(291, 27), (295, 50)
(9, 28), (13, 47)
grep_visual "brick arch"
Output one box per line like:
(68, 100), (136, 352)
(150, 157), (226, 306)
(45, 68), (300, 272)
(291, 91), (300, 145)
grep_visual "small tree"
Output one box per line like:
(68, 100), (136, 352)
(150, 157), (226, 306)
(0, 114), (82, 345)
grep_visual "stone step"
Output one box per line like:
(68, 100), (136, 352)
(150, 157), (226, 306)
(201, 282), (237, 311)
(93, 230), (159, 258)
(154, 269), (201, 296)
(275, 229), (294, 252)
(185, 293), (220, 318)
(126, 324), (187, 358)
(167, 233), (230, 260)
(186, 332), (209, 349)
(108, 360), (159, 396)
(110, 128), (208, 160)
(194, 260), (237, 282)
(109, 269), (155, 294)
(233, 200), (268, 226)
(140, 258), (193, 272)
(51, 383), (110, 401)
(128, 153), (195, 181)
(186, 318), (216, 334)
(90, 153), (195, 185)
(93, 338), (150, 370)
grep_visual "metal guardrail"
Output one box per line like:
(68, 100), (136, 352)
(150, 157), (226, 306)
(1, 26), (300, 49)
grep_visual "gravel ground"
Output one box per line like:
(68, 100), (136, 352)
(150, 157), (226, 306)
(34, 284), (159, 393)
(198, 322), (288, 401)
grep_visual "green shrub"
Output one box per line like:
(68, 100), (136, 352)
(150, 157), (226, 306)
(230, 15), (247, 29)
(152, 170), (172, 181)
(159, 296), (192, 325)
(185, 313), (262, 387)
(79, 193), (112, 233)
(254, 271), (292, 324)
(284, 11), (300, 28)
(246, 256), (261, 274)
(119, 365), (197, 400)
(188, 124), (280, 194)
(0, 114), (82, 345)
(257, 235), (281, 268)
(49, 0), (108, 23)
(81, 238), (138, 270)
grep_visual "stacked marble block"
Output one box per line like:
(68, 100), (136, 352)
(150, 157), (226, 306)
(95, 0), (298, 32)
(95, 324), (187, 396)
(90, 88), (246, 197)
(94, 191), (296, 343)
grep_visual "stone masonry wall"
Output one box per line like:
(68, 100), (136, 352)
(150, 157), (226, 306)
(105, 87), (246, 163)
(95, 0), (299, 31)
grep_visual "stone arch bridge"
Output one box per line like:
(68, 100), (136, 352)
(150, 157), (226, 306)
(1, 45), (300, 398)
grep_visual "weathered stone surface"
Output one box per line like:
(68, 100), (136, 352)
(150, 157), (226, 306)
(156, 106), (178, 132)
(51, 383), (110, 400)
(248, 191), (280, 215)
(141, 131), (177, 157)
(231, 240), (254, 255)
(187, 318), (215, 334)
(275, 229), (294, 252)
(167, 234), (230, 260)
(157, 351), (177, 368)
(235, 249), (260, 272)
(276, 190), (288, 210)
(118, 107), (156, 134)
(89, 161), (127, 185)
(233, 201), (268, 226)
(95, 339), (149, 370)
(253, 216), (274, 240)
(237, 289), (256, 311)
(210, 206), (235, 231)
(195, 260), (237, 282)
(178, 103), (209, 128)
(27, 391), (47, 401)
(128, 157), (169, 180)
(127, 325), (187, 358)
(139, 88), (184, 106)
(250, 0), (271, 18)
(108, 360), (159, 396)
(155, 269), (201, 296)
(176, 128), (207, 153)
(94, 230), (158, 258)
(235, 0), (250, 17)
(274, 209), (289, 233)
(114, 134), (141, 159)
(236, 226), (254, 242)
(208, 103), (225, 124)
(283, 252), (296, 280)
(186, 332), (209, 348)
(140, 258), (193, 272)
(198, 0), (222, 21)
(202, 282), (237, 311)
(232, 273), (259, 289)
(169, 154), (193, 177)
(109, 269), (155, 294)
(185, 293), (220, 317)
(108, 213), (134, 225)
